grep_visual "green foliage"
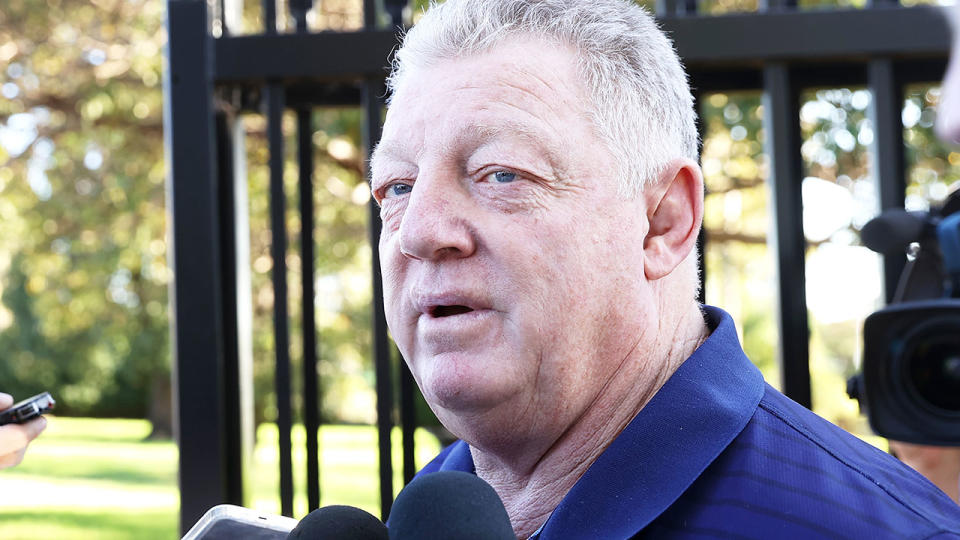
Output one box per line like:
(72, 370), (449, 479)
(0, 0), (169, 418)
(904, 84), (960, 210)
(0, 0), (406, 426)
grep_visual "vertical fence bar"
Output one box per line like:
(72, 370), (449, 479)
(400, 364), (417, 484)
(376, 0), (418, 490)
(363, 80), (395, 520)
(289, 0), (317, 514)
(385, 0), (405, 28)
(164, 0), (232, 533)
(264, 0), (277, 34)
(215, 111), (247, 507)
(266, 83), (295, 517)
(363, 0), (396, 520)
(868, 59), (907, 303)
(291, 0), (309, 32)
(760, 0), (797, 11)
(298, 108), (321, 511)
(655, 0), (679, 18)
(763, 63), (812, 409)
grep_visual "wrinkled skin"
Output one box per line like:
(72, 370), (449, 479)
(371, 38), (659, 458)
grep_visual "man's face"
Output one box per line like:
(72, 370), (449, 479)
(371, 38), (656, 448)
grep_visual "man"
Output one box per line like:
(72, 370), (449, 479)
(370, 0), (960, 537)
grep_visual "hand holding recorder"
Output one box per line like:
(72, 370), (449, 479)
(0, 391), (53, 469)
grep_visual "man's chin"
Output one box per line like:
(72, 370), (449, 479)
(432, 402), (536, 459)
(425, 379), (519, 422)
(428, 387), (508, 415)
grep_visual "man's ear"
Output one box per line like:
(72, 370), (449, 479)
(643, 159), (704, 281)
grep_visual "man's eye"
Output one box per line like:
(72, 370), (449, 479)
(489, 171), (516, 183)
(384, 183), (413, 198)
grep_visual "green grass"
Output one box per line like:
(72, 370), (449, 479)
(0, 417), (441, 539)
(249, 423), (443, 517)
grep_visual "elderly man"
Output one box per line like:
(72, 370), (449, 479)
(370, 0), (960, 537)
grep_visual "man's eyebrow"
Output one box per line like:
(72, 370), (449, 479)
(472, 121), (568, 174)
(369, 141), (411, 179)
(473, 121), (559, 150)
(370, 120), (566, 175)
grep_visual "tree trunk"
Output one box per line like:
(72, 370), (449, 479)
(147, 375), (173, 440)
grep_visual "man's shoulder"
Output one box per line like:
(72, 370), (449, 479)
(647, 384), (960, 538)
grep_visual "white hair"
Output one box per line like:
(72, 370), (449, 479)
(386, 0), (699, 196)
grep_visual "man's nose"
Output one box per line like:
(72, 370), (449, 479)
(397, 178), (477, 261)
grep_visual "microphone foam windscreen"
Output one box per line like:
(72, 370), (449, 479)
(861, 209), (926, 255)
(388, 471), (514, 540)
(287, 505), (387, 540)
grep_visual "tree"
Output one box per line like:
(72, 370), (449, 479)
(0, 0), (401, 434)
(0, 0), (170, 432)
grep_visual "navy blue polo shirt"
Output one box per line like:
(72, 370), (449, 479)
(416, 306), (960, 539)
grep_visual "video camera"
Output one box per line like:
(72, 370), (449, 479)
(847, 190), (960, 446)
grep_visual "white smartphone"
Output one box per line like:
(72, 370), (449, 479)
(182, 504), (298, 540)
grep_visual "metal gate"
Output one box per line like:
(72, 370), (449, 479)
(163, 0), (950, 533)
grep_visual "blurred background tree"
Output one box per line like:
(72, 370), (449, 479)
(0, 0), (390, 437)
(0, 0), (171, 432)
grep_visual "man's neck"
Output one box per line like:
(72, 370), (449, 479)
(472, 303), (709, 539)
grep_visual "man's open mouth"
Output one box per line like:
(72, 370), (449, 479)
(430, 305), (475, 318)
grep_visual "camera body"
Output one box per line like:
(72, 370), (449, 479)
(859, 300), (960, 445)
(849, 193), (960, 445)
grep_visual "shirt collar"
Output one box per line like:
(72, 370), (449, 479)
(427, 306), (764, 539)
(537, 306), (764, 538)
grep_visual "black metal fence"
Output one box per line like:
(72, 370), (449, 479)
(163, 0), (951, 533)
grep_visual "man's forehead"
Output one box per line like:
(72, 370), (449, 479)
(373, 119), (557, 165)
(376, 63), (588, 166)
(391, 36), (586, 108)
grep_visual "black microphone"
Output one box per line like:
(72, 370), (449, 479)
(287, 505), (388, 540)
(861, 209), (928, 255)
(388, 471), (514, 540)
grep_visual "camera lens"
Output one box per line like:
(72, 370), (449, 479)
(903, 322), (960, 414)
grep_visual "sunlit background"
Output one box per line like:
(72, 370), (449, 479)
(2, 0), (959, 537)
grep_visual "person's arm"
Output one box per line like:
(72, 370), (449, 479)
(0, 393), (47, 469)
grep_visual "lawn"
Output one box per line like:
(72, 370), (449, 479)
(0, 417), (441, 539)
